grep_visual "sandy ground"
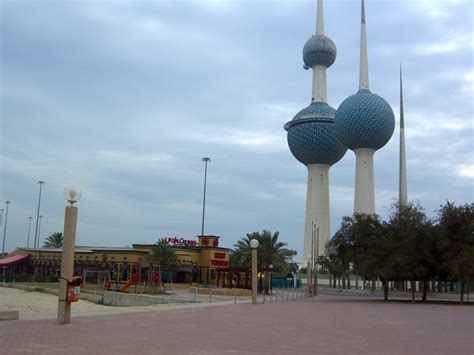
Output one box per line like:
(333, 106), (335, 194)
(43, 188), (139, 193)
(0, 287), (238, 320)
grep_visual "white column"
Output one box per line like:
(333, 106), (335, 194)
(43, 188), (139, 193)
(399, 66), (408, 206)
(312, 65), (327, 103)
(304, 164), (331, 260)
(354, 148), (375, 214)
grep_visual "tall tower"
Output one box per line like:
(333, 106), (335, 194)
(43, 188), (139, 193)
(399, 65), (408, 206)
(334, 0), (395, 214)
(284, 0), (347, 259)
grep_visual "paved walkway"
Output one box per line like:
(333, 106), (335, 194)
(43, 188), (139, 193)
(1, 293), (472, 354)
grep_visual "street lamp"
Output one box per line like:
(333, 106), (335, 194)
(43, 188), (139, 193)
(34, 180), (45, 249)
(57, 184), (81, 324)
(313, 224), (319, 296)
(307, 254), (313, 297)
(269, 264), (273, 295)
(0, 209), (4, 251)
(37, 215), (43, 248)
(201, 157), (211, 237)
(1, 201), (10, 258)
(27, 217), (32, 248)
(250, 239), (259, 305)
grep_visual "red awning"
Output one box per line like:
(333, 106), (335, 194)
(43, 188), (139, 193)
(0, 253), (31, 267)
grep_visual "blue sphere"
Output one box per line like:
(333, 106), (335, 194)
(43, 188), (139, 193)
(285, 102), (347, 166)
(334, 89), (395, 151)
(303, 35), (337, 68)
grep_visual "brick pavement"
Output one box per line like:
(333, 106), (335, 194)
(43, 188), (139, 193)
(0, 293), (472, 355)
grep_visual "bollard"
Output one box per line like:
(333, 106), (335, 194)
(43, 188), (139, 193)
(234, 289), (237, 305)
(209, 288), (212, 303)
(269, 290), (272, 304)
(193, 287), (197, 303)
(263, 291), (266, 304)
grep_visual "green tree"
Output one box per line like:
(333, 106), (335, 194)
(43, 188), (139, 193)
(148, 239), (178, 289)
(232, 230), (297, 272)
(330, 213), (392, 298)
(437, 202), (474, 304)
(386, 201), (437, 302)
(42, 232), (63, 248)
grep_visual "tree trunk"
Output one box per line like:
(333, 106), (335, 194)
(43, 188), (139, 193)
(459, 281), (464, 304)
(422, 280), (428, 302)
(410, 280), (416, 303)
(347, 272), (351, 290)
(382, 280), (389, 301)
(355, 275), (359, 290)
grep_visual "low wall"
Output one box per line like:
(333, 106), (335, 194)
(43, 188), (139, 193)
(102, 291), (188, 307)
(0, 283), (188, 307)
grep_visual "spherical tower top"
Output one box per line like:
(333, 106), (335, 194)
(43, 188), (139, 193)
(285, 102), (347, 166)
(303, 35), (337, 69)
(334, 89), (395, 151)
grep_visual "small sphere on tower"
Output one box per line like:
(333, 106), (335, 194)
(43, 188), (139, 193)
(334, 89), (395, 151)
(303, 35), (337, 69)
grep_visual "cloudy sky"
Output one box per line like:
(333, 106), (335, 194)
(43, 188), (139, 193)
(1, 0), (472, 262)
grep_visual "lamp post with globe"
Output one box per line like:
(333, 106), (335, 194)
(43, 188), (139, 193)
(57, 184), (82, 324)
(250, 239), (259, 305)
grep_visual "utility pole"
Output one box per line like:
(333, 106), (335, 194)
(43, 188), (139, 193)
(34, 181), (45, 249)
(27, 216), (32, 248)
(201, 158), (211, 237)
(2, 201), (10, 257)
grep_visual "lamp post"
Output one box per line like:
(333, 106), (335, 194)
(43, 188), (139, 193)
(27, 217), (32, 248)
(37, 215), (43, 248)
(34, 180), (45, 249)
(57, 184), (81, 324)
(314, 225), (319, 296)
(307, 254), (312, 297)
(269, 264), (273, 295)
(250, 239), (259, 305)
(1, 201), (10, 258)
(201, 157), (211, 237)
(0, 209), (4, 253)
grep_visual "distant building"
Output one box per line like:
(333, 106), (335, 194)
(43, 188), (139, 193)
(2, 235), (231, 285)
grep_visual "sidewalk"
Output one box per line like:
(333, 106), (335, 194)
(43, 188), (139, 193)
(1, 292), (472, 354)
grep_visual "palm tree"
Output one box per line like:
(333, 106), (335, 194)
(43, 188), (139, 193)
(42, 232), (63, 248)
(232, 230), (297, 272)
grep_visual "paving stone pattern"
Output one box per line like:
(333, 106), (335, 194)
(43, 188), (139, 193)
(0, 293), (472, 355)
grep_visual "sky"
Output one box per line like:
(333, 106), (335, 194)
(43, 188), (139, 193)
(1, 0), (473, 262)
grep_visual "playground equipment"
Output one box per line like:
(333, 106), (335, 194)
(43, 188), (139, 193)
(105, 263), (143, 292)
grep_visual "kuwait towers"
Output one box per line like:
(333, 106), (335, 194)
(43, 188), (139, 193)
(334, 0), (395, 214)
(399, 66), (408, 206)
(284, 0), (347, 258)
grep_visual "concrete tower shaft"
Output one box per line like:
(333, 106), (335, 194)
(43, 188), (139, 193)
(334, 0), (395, 214)
(399, 65), (408, 206)
(285, 0), (347, 261)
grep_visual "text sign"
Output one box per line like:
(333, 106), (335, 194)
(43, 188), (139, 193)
(163, 237), (197, 248)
